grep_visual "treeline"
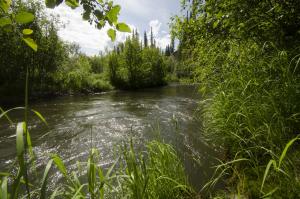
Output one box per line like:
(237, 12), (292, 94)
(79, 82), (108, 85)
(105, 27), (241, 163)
(172, 0), (300, 197)
(0, 1), (179, 105)
(108, 30), (167, 89)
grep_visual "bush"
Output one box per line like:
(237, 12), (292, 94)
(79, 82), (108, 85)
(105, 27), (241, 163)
(108, 36), (167, 90)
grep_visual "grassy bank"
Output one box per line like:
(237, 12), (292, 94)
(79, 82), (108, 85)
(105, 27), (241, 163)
(170, 0), (300, 197)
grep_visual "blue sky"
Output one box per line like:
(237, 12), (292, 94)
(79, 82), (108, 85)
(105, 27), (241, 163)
(46, 0), (181, 55)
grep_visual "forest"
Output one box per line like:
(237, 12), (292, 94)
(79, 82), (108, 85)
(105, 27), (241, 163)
(0, 0), (300, 198)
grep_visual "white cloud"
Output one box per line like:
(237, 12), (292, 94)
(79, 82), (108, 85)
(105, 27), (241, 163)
(46, 5), (135, 55)
(149, 20), (161, 36)
(156, 34), (171, 49)
(146, 20), (170, 49)
(45, 0), (178, 55)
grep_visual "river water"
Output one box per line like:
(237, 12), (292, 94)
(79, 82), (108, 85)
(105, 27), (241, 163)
(0, 84), (218, 190)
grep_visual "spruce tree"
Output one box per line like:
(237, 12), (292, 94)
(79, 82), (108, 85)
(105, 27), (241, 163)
(150, 27), (154, 47)
(170, 37), (175, 54)
(165, 45), (170, 56)
(135, 29), (139, 40)
(144, 31), (148, 48)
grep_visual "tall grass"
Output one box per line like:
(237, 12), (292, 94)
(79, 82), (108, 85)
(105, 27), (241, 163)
(112, 139), (194, 199)
(194, 38), (300, 197)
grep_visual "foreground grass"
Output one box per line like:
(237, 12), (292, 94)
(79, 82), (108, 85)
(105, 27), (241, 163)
(193, 39), (300, 198)
(0, 124), (194, 199)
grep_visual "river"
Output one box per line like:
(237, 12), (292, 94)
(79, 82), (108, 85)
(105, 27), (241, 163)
(0, 84), (218, 190)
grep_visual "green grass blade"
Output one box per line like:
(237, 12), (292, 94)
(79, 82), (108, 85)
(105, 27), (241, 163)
(0, 107), (13, 125)
(0, 107), (24, 120)
(16, 122), (25, 159)
(278, 137), (300, 168)
(105, 157), (119, 179)
(87, 157), (96, 198)
(51, 154), (67, 177)
(40, 159), (53, 199)
(0, 177), (8, 199)
(49, 187), (62, 199)
(71, 184), (86, 199)
(261, 160), (276, 192)
(0, 107), (47, 126)
(31, 109), (48, 126)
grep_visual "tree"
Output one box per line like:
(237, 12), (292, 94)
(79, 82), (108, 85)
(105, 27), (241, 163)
(150, 27), (154, 47)
(165, 45), (170, 56)
(170, 37), (175, 54)
(144, 31), (148, 48)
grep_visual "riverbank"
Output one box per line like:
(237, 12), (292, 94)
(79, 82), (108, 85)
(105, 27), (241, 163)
(0, 81), (191, 108)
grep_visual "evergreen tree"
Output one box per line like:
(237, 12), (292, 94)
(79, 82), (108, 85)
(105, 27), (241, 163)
(144, 31), (148, 48)
(135, 29), (139, 40)
(170, 37), (175, 54)
(150, 27), (154, 47)
(165, 45), (170, 56)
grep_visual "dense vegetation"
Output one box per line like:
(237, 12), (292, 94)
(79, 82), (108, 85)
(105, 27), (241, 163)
(0, 1), (177, 105)
(108, 30), (167, 89)
(171, 0), (300, 197)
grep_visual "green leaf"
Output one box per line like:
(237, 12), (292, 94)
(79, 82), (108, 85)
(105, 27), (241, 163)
(49, 187), (61, 199)
(94, 10), (103, 20)
(15, 11), (34, 24)
(22, 37), (38, 52)
(45, 0), (63, 8)
(261, 160), (276, 192)
(0, 107), (13, 125)
(31, 109), (48, 126)
(97, 20), (105, 29)
(22, 29), (33, 35)
(65, 0), (79, 9)
(82, 11), (90, 21)
(106, 5), (120, 24)
(0, 177), (8, 199)
(0, 17), (11, 27)
(213, 20), (219, 29)
(278, 137), (299, 168)
(107, 28), (116, 41)
(45, 0), (56, 8)
(116, 22), (131, 33)
(51, 154), (67, 177)
(40, 160), (53, 199)
(16, 122), (25, 157)
(0, 0), (11, 12)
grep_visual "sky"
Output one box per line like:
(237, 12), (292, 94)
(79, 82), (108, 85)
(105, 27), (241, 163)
(46, 0), (181, 55)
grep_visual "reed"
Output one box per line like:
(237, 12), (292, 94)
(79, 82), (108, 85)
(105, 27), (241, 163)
(195, 38), (300, 198)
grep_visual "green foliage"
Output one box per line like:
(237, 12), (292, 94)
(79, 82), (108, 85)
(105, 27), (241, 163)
(56, 54), (112, 93)
(22, 37), (37, 51)
(108, 34), (167, 89)
(172, 0), (300, 197)
(15, 11), (35, 24)
(22, 29), (33, 35)
(116, 22), (131, 33)
(195, 39), (300, 198)
(107, 28), (116, 41)
(0, 1), (114, 103)
(112, 140), (194, 199)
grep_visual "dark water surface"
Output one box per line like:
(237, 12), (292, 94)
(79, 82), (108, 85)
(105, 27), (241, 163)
(0, 84), (218, 190)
